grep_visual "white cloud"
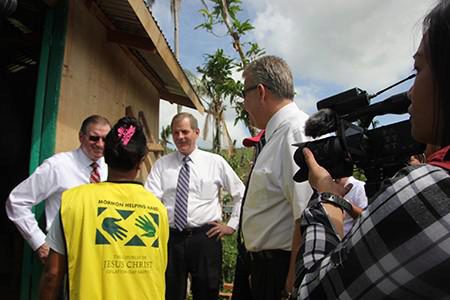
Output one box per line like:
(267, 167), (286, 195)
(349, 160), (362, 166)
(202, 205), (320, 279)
(246, 0), (437, 91)
(294, 84), (322, 115)
(154, 1), (439, 148)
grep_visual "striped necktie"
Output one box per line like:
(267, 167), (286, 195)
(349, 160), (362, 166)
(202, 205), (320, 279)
(174, 156), (191, 231)
(90, 162), (100, 183)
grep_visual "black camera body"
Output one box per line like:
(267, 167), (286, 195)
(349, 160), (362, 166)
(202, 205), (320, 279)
(293, 85), (425, 198)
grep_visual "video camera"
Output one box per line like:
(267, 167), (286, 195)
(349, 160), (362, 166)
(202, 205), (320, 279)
(293, 75), (425, 198)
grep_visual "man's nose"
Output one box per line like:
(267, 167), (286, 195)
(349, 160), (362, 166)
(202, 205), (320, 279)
(96, 138), (105, 147)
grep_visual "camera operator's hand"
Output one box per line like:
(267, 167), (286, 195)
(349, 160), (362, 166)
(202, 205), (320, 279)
(303, 148), (348, 196)
(303, 147), (351, 239)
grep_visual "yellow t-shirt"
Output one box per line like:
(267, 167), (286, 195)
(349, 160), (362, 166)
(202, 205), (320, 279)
(60, 182), (168, 300)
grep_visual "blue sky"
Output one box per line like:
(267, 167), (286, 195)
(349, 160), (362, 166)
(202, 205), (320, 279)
(151, 0), (437, 148)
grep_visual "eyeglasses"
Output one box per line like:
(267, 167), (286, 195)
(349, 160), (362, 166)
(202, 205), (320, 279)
(88, 135), (106, 142)
(241, 85), (259, 98)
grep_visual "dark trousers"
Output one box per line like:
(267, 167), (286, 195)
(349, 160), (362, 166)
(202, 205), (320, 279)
(248, 250), (291, 300)
(231, 243), (252, 300)
(166, 225), (222, 300)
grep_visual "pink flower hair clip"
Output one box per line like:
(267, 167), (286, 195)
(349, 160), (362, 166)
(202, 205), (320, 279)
(117, 125), (136, 146)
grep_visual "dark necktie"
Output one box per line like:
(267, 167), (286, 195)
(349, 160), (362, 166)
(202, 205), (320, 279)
(238, 133), (266, 244)
(90, 162), (100, 183)
(174, 156), (191, 231)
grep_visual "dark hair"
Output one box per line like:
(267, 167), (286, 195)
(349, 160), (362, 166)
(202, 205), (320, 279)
(171, 112), (198, 130)
(412, 153), (426, 164)
(104, 117), (147, 172)
(243, 55), (295, 100)
(79, 115), (111, 135)
(423, 0), (450, 146)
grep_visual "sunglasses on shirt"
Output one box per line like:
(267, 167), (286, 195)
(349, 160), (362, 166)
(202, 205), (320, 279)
(88, 135), (106, 142)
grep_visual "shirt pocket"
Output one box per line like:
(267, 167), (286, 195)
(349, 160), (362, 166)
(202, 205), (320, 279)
(161, 169), (180, 195)
(246, 168), (274, 208)
(199, 179), (218, 200)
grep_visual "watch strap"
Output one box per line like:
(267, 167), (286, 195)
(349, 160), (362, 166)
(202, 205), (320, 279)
(319, 192), (352, 214)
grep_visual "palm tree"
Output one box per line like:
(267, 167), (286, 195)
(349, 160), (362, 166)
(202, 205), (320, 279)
(196, 50), (240, 155)
(160, 125), (172, 154)
(203, 97), (235, 156)
(197, 0), (265, 136)
(186, 63), (235, 156)
(147, 0), (182, 112)
(170, 0), (183, 113)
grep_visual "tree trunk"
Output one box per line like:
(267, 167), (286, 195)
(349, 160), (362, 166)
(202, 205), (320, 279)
(171, 0), (183, 113)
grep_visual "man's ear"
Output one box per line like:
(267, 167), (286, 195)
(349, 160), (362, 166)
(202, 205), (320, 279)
(195, 128), (200, 136)
(78, 132), (83, 143)
(257, 84), (267, 103)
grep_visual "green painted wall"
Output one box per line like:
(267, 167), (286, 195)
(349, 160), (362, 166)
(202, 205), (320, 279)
(20, 1), (68, 299)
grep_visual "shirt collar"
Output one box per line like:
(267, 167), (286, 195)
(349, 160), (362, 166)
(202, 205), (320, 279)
(265, 101), (298, 141)
(76, 147), (105, 168)
(176, 147), (199, 164)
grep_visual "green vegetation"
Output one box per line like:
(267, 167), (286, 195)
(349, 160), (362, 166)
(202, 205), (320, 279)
(196, 0), (265, 141)
(221, 233), (238, 283)
(220, 147), (253, 286)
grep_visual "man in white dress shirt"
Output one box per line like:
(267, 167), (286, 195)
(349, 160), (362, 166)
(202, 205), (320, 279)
(146, 112), (245, 300)
(6, 115), (110, 263)
(240, 55), (313, 300)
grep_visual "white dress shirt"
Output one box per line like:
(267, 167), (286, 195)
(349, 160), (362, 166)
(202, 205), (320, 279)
(145, 148), (245, 229)
(242, 102), (313, 251)
(6, 148), (107, 250)
(343, 176), (368, 235)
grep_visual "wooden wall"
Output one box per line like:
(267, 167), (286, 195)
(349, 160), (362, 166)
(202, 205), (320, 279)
(55, 0), (160, 153)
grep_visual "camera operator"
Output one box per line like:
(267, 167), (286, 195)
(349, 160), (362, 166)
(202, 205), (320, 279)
(295, 1), (450, 298)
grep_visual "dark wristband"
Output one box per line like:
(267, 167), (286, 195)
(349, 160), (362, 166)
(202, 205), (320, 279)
(319, 192), (352, 215)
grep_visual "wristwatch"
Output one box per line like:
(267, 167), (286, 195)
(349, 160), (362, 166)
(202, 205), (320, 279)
(320, 192), (353, 214)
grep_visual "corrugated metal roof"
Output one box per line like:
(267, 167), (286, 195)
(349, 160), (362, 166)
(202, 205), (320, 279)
(93, 0), (202, 110)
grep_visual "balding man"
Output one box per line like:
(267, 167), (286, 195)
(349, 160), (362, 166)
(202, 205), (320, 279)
(6, 115), (110, 263)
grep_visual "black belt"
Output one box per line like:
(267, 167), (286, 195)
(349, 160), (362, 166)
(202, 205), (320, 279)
(248, 249), (291, 261)
(169, 224), (213, 237)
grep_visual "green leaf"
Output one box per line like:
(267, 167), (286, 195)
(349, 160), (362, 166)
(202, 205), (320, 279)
(194, 0), (263, 137)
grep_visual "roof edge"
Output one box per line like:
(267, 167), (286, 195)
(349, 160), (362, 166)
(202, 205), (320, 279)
(127, 0), (204, 113)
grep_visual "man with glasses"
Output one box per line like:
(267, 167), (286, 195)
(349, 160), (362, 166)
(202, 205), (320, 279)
(239, 55), (312, 300)
(6, 115), (110, 264)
